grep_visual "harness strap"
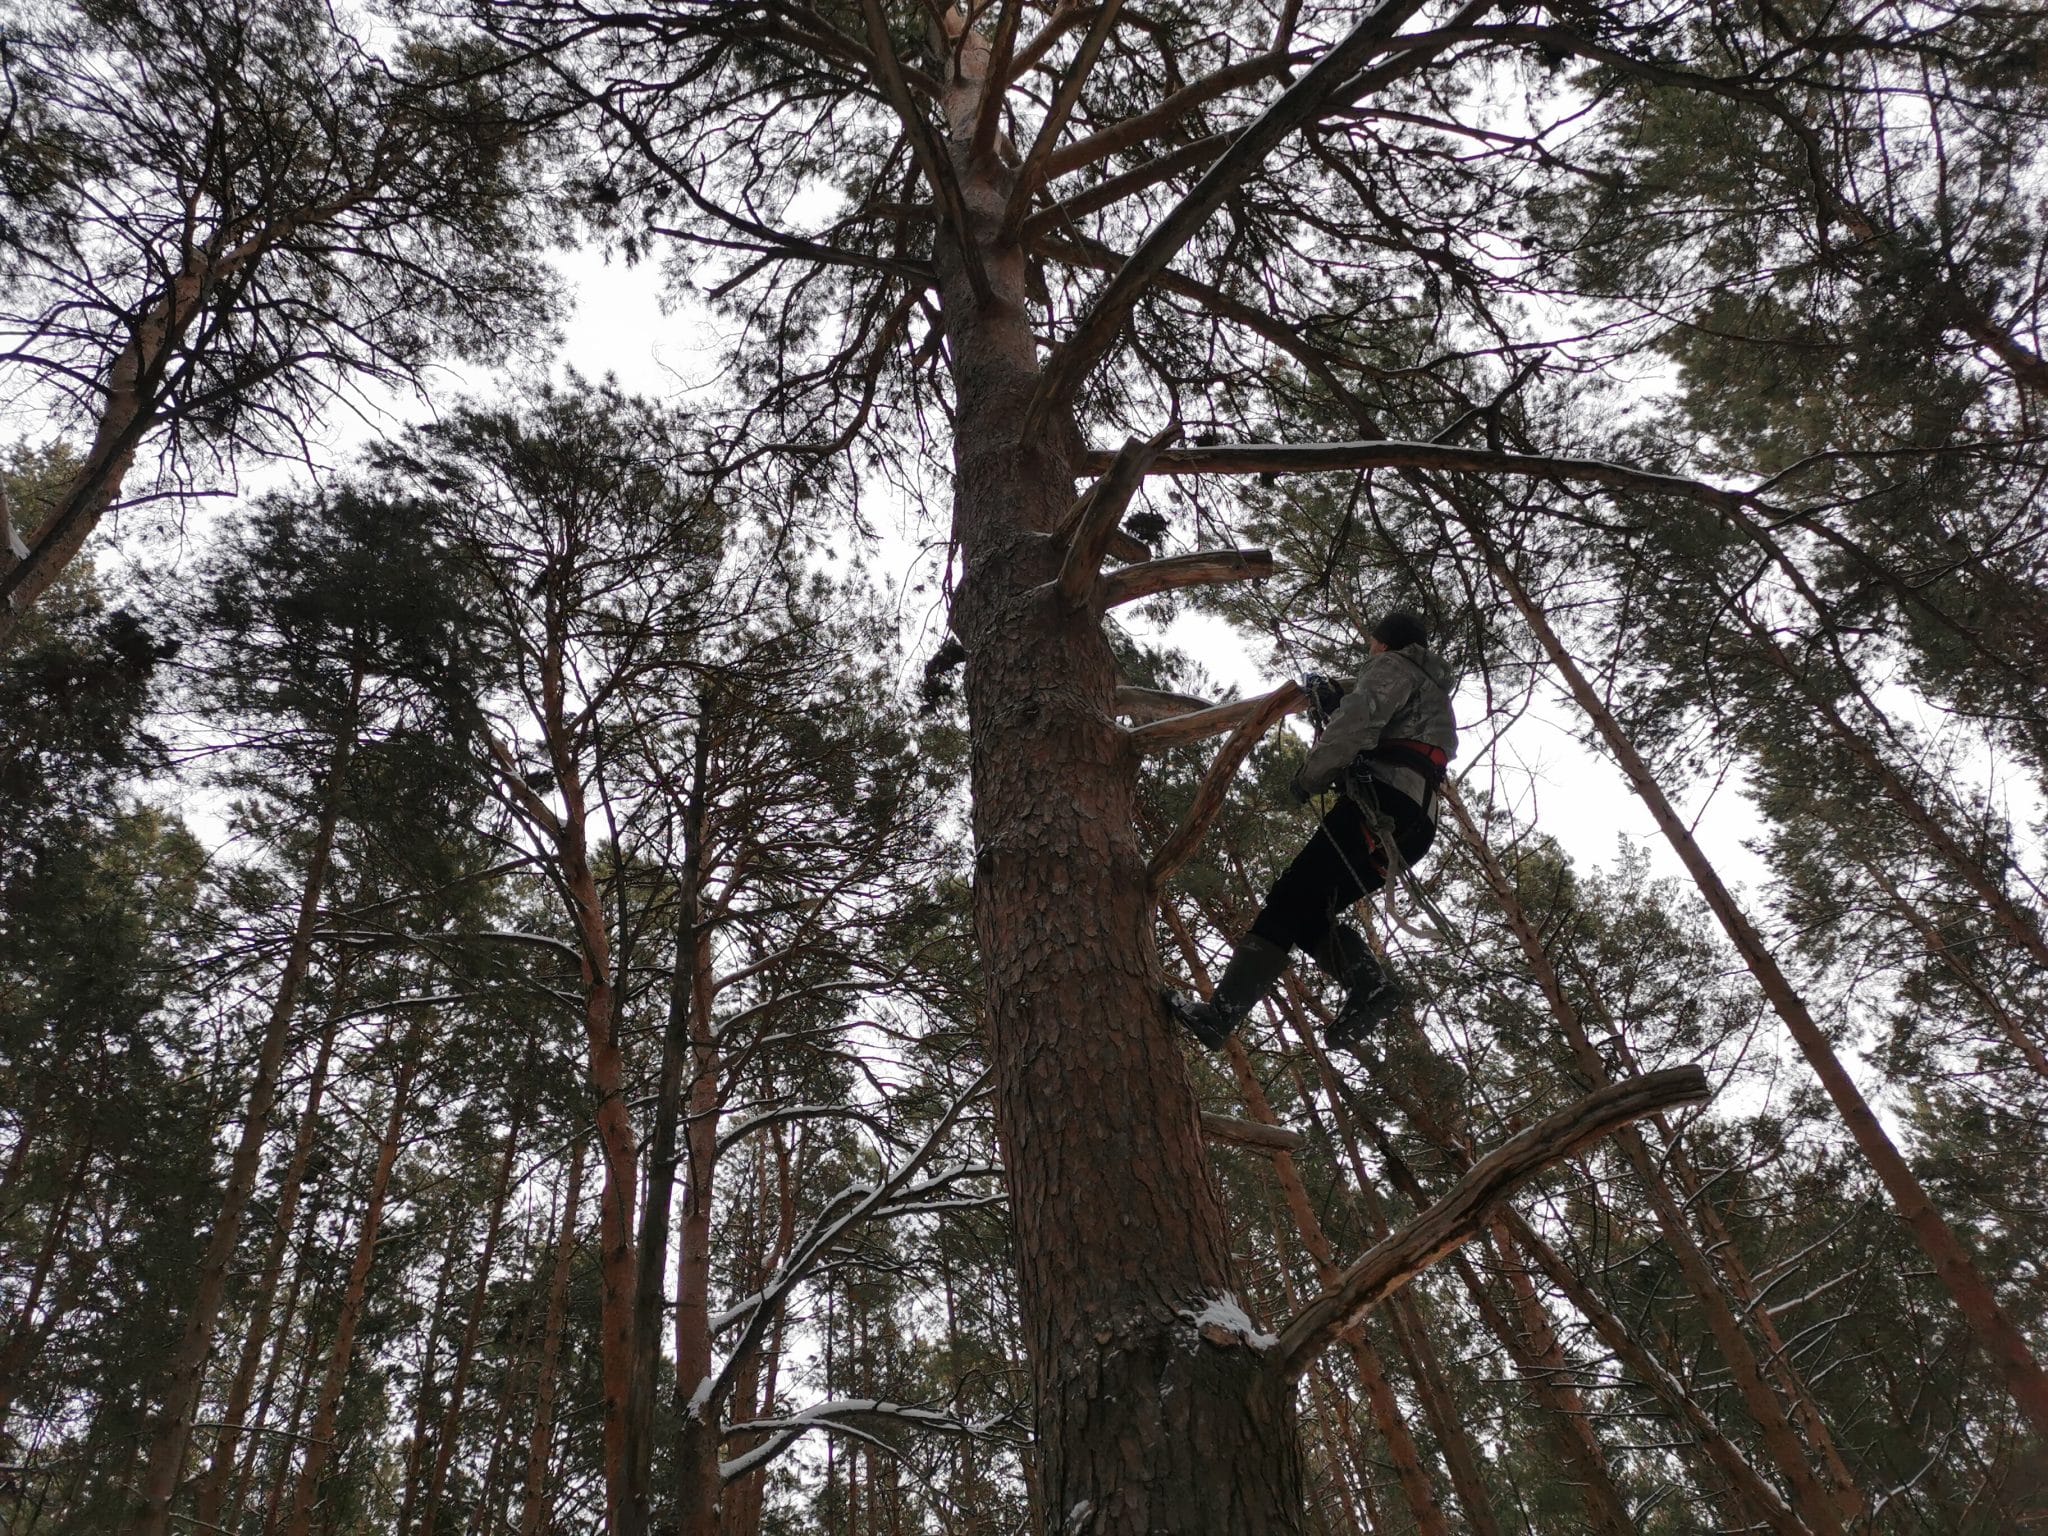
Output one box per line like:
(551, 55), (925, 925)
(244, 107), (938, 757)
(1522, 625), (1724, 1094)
(1367, 737), (1450, 788)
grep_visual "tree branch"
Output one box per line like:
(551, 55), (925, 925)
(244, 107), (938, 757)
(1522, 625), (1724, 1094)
(1083, 439), (1756, 510)
(1127, 687), (1304, 752)
(1146, 681), (1303, 890)
(1102, 547), (1273, 608)
(1267, 1066), (1712, 1381)
(1201, 1111), (1307, 1155)
(1024, 0), (1438, 432)
(1114, 684), (1215, 722)
(1054, 420), (1180, 604)
(1003, 0), (1127, 235)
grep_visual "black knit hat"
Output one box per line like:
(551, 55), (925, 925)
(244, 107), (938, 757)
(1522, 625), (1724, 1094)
(1372, 608), (1428, 651)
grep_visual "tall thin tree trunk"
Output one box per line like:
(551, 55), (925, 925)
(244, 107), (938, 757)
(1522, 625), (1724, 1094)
(420, 1072), (533, 1536)
(281, 1021), (426, 1536)
(191, 1003), (344, 1533)
(396, 1223), (465, 1536)
(1476, 525), (2048, 1437)
(229, 1169), (330, 1531)
(0, 1135), (91, 1439)
(1442, 785), (1863, 1532)
(936, 31), (1301, 1528)
(129, 676), (361, 1536)
(550, 759), (638, 1527)
(518, 1136), (587, 1536)
(628, 728), (714, 1536)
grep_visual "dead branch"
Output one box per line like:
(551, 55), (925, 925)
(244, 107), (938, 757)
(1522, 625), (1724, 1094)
(1201, 1112), (1307, 1155)
(1083, 439), (1754, 511)
(1147, 681), (1304, 889)
(1114, 685), (1215, 723)
(1055, 421), (1180, 604)
(1102, 548), (1274, 609)
(1127, 685), (1304, 753)
(1267, 1066), (1712, 1381)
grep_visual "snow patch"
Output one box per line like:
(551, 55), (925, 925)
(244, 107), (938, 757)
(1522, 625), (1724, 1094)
(1182, 1292), (1279, 1350)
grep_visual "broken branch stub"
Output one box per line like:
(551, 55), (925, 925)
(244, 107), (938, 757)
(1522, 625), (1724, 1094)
(1200, 1112), (1308, 1155)
(1268, 1065), (1712, 1382)
(1114, 685), (1216, 723)
(1127, 686), (1305, 753)
(1102, 548), (1274, 609)
(1146, 681), (1305, 891)
(1054, 422), (1181, 606)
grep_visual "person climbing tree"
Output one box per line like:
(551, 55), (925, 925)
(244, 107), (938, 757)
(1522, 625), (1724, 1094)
(1167, 608), (1459, 1052)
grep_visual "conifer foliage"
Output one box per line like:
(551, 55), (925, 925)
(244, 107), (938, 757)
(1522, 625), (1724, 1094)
(1, 1), (2045, 1533)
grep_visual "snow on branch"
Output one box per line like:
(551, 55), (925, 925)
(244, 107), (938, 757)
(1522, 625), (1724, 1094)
(719, 1397), (1018, 1483)
(1269, 1066), (1711, 1381)
(700, 1070), (995, 1409)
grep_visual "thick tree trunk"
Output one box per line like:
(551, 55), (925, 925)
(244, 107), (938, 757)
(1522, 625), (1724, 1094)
(518, 1136), (587, 1536)
(933, 35), (1303, 1531)
(191, 1003), (344, 1534)
(1478, 529), (2048, 1439)
(129, 687), (359, 1536)
(281, 1023), (425, 1536)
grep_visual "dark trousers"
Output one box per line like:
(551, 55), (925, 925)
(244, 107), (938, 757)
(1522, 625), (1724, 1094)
(1249, 778), (1435, 954)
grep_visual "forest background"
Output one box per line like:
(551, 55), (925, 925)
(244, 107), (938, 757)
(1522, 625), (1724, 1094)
(2, 1), (2046, 1534)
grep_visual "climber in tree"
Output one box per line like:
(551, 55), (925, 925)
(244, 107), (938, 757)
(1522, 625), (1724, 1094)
(1167, 609), (1459, 1052)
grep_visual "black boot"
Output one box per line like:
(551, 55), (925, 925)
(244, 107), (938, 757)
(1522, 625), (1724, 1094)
(1165, 935), (1290, 1049)
(1309, 924), (1403, 1051)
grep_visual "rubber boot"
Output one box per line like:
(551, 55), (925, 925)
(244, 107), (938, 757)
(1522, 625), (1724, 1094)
(1309, 923), (1403, 1051)
(1165, 935), (1290, 1049)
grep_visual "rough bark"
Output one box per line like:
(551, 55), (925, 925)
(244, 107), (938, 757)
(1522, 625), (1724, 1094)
(931, 22), (1306, 1532)
(129, 682), (359, 1536)
(1477, 525), (2048, 1439)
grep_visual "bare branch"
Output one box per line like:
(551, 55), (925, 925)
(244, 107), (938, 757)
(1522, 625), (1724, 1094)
(1146, 681), (1303, 889)
(1054, 421), (1181, 604)
(1201, 1112), (1307, 1156)
(1114, 684), (1214, 722)
(1268, 1066), (1712, 1381)
(1084, 439), (1755, 511)
(1102, 547), (1274, 609)
(1127, 687), (1304, 753)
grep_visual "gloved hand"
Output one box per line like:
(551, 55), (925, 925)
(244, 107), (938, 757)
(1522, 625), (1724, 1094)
(1303, 672), (1345, 727)
(1287, 767), (1313, 806)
